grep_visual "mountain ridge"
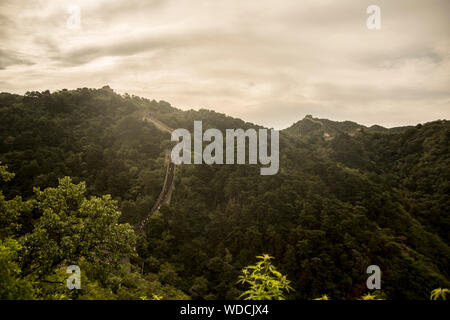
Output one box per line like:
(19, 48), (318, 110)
(284, 114), (416, 139)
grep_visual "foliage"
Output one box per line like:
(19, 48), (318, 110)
(140, 294), (163, 300)
(430, 288), (448, 300)
(238, 254), (293, 300)
(21, 177), (136, 279)
(0, 88), (449, 299)
(0, 238), (35, 299)
(313, 294), (330, 300)
(0, 161), (184, 299)
(359, 291), (385, 300)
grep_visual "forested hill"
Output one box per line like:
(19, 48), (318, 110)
(0, 86), (448, 300)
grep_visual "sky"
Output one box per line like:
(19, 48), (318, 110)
(0, 0), (449, 129)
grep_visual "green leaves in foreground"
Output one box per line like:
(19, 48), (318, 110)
(0, 238), (35, 299)
(430, 288), (448, 300)
(21, 177), (136, 279)
(238, 254), (293, 300)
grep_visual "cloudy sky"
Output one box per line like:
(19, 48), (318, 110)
(0, 0), (449, 129)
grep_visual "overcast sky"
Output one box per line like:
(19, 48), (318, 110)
(0, 0), (449, 129)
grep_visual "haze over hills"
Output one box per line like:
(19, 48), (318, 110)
(285, 115), (415, 138)
(0, 87), (448, 299)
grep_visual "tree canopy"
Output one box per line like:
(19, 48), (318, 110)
(0, 88), (448, 299)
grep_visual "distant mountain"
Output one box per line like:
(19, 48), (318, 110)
(284, 114), (414, 140)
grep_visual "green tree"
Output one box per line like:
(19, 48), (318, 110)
(0, 162), (33, 238)
(21, 177), (136, 280)
(238, 254), (293, 300)
(430, 288), (448, 300)
(0, 238), (35, 299)
(0, 162), (35, 299)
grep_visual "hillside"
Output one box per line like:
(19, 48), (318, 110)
(0, 87), (448, 299)
(284, 114), (413, 138)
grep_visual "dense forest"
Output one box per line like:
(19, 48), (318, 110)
(0, 86), (448, 299)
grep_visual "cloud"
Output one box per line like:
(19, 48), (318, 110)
(0, 49), (35, 69)
(0, 0), (448, 128)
